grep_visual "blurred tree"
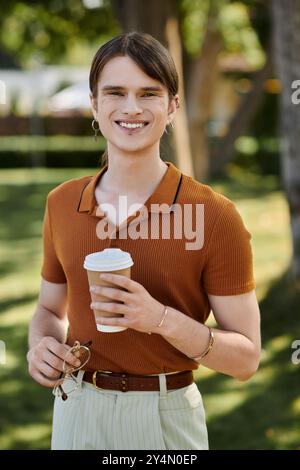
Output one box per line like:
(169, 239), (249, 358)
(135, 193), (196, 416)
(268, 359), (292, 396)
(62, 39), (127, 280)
(173, 0), (267, 180)
(0, 0), (119, 67)
(184, 0), (223, 181)
(272, 0), (300, 284)
(209, 0), (271, 175)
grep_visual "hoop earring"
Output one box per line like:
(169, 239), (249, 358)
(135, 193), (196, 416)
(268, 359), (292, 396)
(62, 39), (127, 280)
(92, 119), (100, 141)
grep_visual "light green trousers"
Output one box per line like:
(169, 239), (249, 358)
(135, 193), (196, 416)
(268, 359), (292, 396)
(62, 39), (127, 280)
(51, 370), (209, 450)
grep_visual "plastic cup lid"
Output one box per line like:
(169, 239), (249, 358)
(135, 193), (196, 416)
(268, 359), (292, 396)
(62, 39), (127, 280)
(83, 248), (133, 271)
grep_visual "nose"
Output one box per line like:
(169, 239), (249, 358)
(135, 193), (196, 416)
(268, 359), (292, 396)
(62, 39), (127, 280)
(122, 92), (143, 115)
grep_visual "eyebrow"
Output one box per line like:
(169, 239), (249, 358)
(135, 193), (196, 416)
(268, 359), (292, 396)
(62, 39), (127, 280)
(101, 85), (163, 92)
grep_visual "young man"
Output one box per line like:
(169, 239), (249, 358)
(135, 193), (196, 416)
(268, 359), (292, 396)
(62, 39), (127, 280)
(27, 32), (261, 450)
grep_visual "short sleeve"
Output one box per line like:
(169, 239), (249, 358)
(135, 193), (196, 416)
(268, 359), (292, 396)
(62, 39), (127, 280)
(202, 201), (256, 295)
(41, 197), (67, 284)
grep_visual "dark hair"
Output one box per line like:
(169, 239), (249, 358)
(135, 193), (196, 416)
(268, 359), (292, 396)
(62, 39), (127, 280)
(89, 32), (179, 166)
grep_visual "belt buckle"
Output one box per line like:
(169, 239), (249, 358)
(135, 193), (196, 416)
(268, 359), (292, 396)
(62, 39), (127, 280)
(92, 369), (112, 390)
(92, 370), (129, 392)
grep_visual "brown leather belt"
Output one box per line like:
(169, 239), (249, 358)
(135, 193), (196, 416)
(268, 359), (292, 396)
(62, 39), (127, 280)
(76, 369), (194, 393)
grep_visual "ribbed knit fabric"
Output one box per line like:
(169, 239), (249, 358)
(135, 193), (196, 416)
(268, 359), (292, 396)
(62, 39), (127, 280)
(41, 161), (255, 374)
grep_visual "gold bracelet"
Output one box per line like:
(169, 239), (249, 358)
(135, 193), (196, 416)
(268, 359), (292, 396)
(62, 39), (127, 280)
(191, 326), (215, 360)
(157, 306), (168, 327)
(148, 306), (168, 335)
(201, 327), (214, 358)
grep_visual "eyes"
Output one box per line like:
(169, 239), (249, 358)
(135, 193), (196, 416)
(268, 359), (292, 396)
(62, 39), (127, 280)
(106, 91), (157, 98)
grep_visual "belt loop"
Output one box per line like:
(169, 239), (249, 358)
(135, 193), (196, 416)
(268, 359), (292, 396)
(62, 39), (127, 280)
(76, 369), (85, 387)
(158, 373), (168, 398)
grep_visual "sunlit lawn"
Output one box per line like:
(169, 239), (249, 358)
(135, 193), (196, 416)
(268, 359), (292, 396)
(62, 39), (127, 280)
(0, 166), (299, 450)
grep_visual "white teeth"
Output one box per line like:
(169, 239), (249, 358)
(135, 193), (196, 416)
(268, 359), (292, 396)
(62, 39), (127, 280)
(118, 122), (146, 129)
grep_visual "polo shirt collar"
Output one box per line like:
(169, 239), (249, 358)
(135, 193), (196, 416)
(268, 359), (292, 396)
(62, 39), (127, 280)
(77, 161), (182, 216)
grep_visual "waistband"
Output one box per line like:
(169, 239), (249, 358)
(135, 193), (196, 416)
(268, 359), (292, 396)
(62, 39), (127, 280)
(76, 369), (194, 393)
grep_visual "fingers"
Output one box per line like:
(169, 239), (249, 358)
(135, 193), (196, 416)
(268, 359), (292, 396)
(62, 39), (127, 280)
(43, 337), (81, 368)
(98, 273), (140, 293)
(91, 301), (130, 315)
(44, 351), (71, 373)
(27, 336), (82, 388)
(90, 285), (131, 303)
(39, 361), (62, 380)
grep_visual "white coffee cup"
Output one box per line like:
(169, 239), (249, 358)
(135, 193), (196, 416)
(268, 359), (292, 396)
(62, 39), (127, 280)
(84, 248), (134, 333)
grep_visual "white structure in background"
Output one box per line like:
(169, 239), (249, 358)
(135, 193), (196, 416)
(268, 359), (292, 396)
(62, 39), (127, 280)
(48, 81), (91, 113)
(0, 66), (90, 115)
(0, 80), (6, 105)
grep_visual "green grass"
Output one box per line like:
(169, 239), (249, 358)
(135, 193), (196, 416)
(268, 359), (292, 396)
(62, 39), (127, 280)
(0, 136), (106, 152)
(0, 167), (299, 450)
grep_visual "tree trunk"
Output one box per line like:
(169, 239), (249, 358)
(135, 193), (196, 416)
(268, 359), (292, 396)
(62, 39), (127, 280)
(186, 9), (222, 182)
(165, 12), (194, 177)
(111, 0), (168, 43)
(272, 0), (300, 284)
(111, 0), (194, 177)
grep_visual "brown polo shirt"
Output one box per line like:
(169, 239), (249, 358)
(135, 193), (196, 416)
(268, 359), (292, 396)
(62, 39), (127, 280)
(41, 161), (255, 374)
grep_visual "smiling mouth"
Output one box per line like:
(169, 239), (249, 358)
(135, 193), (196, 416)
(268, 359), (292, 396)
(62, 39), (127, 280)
(114, 121), (149, 130)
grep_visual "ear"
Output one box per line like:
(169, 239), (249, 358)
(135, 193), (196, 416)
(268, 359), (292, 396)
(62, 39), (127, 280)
(90, 92), (98, 120)
(167, 94), (179, 124)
